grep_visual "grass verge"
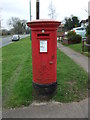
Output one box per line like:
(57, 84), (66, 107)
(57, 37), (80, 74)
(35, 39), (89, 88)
(2, 37), (88, 108)
(58, 40), (88, 56)
(53, 49), (88, 102)
(67, 42), (88, 56)
(2, 37), (33, 108)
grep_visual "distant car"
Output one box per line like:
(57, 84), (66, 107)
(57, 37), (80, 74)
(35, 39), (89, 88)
(72, 27), (86, 38)
(12, 35), (20, 41)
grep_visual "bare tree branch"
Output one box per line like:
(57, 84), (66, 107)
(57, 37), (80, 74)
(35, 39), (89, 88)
(48, 1), (57, 19)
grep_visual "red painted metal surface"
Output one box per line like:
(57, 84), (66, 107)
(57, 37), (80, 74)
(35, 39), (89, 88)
(27, 20), (61, 85)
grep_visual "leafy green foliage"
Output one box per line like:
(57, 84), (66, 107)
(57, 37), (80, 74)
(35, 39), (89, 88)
(67, 31), (76, 37)
(64, 16), (81, 30)
(8, 17), (27, 34)
(68, 34), (81, 41)
(66, 31), (81, 43)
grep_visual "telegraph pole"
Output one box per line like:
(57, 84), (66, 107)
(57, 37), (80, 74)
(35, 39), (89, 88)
(30, 0), (31, 21)
(88, 1), (90, 25)
(36, 0), (39, 19)
(30, 0), (31, 40)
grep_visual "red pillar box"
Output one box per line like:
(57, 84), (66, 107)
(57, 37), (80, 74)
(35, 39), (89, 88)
(27, 20), (61, 96)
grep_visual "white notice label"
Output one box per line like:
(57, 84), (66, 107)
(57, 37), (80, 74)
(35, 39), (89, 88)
(40, 40), (47, 52)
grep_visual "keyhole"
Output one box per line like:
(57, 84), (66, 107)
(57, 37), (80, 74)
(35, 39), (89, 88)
(52, 55), (54, 59)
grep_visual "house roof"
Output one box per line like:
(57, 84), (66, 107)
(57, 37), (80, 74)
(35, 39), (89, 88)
(59, 24), (64, 27)
(80, 19), (88, 23)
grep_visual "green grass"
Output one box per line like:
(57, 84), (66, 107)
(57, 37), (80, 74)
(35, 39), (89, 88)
(54, 49), (88, 102)
(2, 37), (33, 108)
(2, 37), (88, 108)
(67, 42), (88, 56)
(69, 43), (82, 52)
(59, 39), (88, 56)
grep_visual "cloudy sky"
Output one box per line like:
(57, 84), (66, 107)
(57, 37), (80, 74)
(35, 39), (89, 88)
(0, 0), (89, 30)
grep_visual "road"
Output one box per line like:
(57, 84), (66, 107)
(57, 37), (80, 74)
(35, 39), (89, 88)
(0, 34), (30, 48)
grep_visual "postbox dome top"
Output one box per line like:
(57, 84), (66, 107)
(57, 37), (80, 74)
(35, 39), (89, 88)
(30, 19), (60, 22)
(27, 19), (61, 28)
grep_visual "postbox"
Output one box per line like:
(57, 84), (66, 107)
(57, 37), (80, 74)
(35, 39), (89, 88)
(27, 20), (61, 95)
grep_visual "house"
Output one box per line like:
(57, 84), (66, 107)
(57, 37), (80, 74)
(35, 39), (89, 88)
(80, 19), (88, 27)
(57, 24), (65, 39)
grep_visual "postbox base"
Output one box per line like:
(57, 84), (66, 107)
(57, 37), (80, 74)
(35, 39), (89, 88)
(32, 81), (57, 97)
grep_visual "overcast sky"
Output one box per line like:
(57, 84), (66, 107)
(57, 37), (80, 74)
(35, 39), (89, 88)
(0, 0), (89, 30)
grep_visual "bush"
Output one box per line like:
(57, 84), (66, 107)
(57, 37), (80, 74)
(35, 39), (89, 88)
(67, 31), (76, 37)
(66, 31), (82, 43)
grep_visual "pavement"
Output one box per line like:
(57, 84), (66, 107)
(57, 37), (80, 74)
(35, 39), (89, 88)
(2, 99), (88, 118)
(57, 43), (88, 73)
(2, 42), (89, 119)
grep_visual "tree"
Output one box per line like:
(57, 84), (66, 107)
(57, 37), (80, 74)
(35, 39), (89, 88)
(65, 17), (73, 30)
(48, 1), (57, 19)
(64, 16), (80, 30)
(8, 17), (27, 34)
(2, 29), (9, 36)
(26, 27), (30, 34)
(72, 16), (80, 28)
